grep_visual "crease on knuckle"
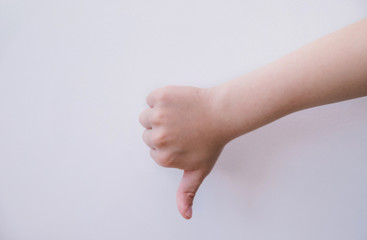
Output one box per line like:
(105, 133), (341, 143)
(156, 152), (173, 167)
(184, 192), (196, 202)
(151, 110), (165, 125)
(152, 131), (167, 148)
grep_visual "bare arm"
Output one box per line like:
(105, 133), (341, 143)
(139, 18), (367, 220)
(212, 18), (367, 140)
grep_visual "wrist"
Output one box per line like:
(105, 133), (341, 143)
(206, 70), (293, 140)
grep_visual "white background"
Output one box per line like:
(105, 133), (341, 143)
(1, 1), (366, 239)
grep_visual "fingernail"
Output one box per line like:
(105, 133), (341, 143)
(185, 206), (192, 219)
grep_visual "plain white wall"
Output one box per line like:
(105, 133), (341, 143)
(0, 0), (366, 239)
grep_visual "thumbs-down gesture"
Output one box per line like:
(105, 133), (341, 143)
(139, 86), (229, 219)
(139, 18), (367, 220)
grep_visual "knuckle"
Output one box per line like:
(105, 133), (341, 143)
(148, 85), (176, 106)
(184, 192), (196, 201)
(156, 152), (173, 168)
(139, 112), (145, 125)
(152, 131), (167, 147)
(151, 110), (165, 125)
(156, 87), (172, 102)
(142, 130), (148, 144)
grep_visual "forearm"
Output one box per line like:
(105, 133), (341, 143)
(210, 18), (367, 139)
(141, 18), (367, 219)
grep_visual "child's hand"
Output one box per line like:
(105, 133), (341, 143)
(139, 86), (229, 219)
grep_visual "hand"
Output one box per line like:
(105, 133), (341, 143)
(139, 86), (230, 219)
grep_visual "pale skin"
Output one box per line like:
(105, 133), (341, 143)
(139, 18), (367, 219)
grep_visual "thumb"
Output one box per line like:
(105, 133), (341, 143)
(176, 169), (207, 219)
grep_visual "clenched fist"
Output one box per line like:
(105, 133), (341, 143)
(139, 86), (230, 219)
